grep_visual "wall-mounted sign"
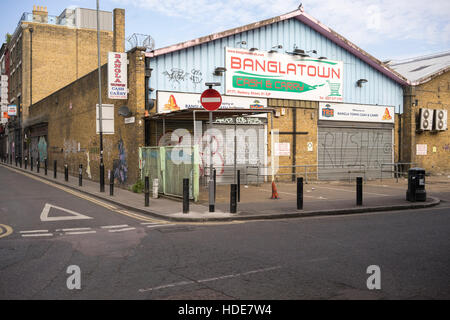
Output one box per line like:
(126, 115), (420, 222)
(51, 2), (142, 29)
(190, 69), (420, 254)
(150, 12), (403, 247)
(319, 103), (394, 123)
(274, 142), (290, 156)
(124, 116), (135, 124)
(225, 47), (343, 102)
(416, 144), (427, 156)
(108, 52), (128, 99)
(7, 105), (17, 116)
(96, 104), (115, 134)
(307, 142), (313, 152)
(157, 91), (267, 114)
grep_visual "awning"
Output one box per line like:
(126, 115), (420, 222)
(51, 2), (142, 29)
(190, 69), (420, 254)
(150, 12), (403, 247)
(145, 108), (275, 121)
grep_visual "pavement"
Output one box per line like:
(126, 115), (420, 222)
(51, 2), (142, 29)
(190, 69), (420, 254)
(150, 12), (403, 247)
(1, 161), (447, 222)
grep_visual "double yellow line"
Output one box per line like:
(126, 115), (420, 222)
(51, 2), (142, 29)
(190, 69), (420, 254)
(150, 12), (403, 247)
(3, 165), (165, 224)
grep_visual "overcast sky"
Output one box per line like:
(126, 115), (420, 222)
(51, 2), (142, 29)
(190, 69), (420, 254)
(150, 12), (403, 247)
(0, 0), (449, 61)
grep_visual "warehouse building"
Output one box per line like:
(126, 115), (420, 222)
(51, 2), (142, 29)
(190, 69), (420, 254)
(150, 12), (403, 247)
(388, 51), (450, 175)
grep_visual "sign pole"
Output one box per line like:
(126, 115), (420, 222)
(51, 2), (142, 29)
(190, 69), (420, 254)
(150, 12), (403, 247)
(208, 110), (214, 212)
(200, 83), (222, 212)
(96, 0), (105, 192)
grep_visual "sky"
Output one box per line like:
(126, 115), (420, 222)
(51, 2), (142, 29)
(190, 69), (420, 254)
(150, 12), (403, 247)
(0, 0), (449, 61)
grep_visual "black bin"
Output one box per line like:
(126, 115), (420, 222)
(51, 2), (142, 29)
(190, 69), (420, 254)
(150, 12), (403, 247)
(406, 168), (426, 202)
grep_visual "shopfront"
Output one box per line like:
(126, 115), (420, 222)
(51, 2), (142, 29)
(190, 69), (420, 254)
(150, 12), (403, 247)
(318, 103), (395, 180)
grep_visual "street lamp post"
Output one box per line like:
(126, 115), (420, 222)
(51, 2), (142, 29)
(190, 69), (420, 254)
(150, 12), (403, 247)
(96, 0), (105, 192)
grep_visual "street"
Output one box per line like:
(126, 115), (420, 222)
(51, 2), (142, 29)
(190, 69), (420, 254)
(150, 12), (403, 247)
(1, 165), (449, 299)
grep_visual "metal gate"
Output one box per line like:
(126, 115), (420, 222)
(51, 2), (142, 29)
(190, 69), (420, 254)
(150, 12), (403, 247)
(318, 126), (393, 180)
(140, 146), (200, 201)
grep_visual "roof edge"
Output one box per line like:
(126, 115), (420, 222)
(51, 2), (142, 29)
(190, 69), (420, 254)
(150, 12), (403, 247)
(145, 7), (409, 87)
(146, 9), (302, 58)
(411, 66), (450, 86)
(295, 12), (409, 86)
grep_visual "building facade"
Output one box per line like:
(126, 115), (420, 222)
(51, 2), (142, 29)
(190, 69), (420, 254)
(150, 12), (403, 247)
(0, 5), (124, 164)
(389, 52), (450, 175)
(145, 7), (407, 182)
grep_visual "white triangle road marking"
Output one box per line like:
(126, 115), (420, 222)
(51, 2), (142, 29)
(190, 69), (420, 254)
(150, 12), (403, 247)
(40, 203), (93, 221)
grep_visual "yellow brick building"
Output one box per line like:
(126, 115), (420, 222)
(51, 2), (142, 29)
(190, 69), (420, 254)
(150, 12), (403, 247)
(389, 52), (450, 175)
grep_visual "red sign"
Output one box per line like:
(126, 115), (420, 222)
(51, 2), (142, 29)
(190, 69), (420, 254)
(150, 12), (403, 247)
(200, 89), (222, 111)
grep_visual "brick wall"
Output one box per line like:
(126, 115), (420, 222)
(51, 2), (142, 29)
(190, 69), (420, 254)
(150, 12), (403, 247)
(401, 70), (450, 175)
(28, 48), (147, 187)
(267, 99), (318, 181)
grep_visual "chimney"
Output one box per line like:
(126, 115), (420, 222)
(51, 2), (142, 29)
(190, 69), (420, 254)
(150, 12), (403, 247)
(113, 9), (125, 52)
(32, 5), (48, 23)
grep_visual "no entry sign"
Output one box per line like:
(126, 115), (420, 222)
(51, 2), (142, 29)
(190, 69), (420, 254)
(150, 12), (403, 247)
(200, 89), (222, 111)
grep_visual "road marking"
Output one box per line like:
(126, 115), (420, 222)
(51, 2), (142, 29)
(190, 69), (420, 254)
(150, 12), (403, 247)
(101, 224), (129, 229)
(138, 266), (282, 293)
(1, 166), (165, 223)
(146, 224), (176, 228)
(21, 233), (53, 237)
(141, 222), (163, 225)
(56, 227), (92, 232)
(0, 224), (13, 239)
(108, 227), (136, 233)
(40, 203), (93, 221)
(19, 230), (49, 234)
(64, 230), (97, 235)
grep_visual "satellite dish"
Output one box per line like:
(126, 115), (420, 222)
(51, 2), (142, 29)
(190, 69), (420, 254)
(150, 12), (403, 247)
(118, 106), (131, 117)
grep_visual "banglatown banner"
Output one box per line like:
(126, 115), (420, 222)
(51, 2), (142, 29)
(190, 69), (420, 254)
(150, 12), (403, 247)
(225, 47), (343, 102)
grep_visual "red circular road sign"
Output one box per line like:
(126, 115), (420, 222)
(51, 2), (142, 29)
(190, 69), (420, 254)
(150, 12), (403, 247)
(200, 89), (222, 111)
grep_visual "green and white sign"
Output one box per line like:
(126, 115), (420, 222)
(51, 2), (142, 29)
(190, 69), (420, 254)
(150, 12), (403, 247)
(225, 47), (343, 102)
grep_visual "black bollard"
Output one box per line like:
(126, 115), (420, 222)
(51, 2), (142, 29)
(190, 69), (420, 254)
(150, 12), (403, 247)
(44, 158), (47, 175)
(30, 157), (33, 171)
(19, 156), (22, 168)
(37, 159), (40, 173)
(144, 176), (150, 207)
(356, 177), (363, 206)
(53, 160), (57, 179)
(100, 162), (105, 193)
(25, 157), (28, 170)
(237, 169), (241, 203)
(230, 184), (237, 214)
(64, 164), (68, 182)
(213, 168), (216, 202)
(79, 164), (83, 186)
(183, 178), (189, 214)
(15, 156), (17, 166)
(110, 170), (114, 196)
(297, 177), (303, 210)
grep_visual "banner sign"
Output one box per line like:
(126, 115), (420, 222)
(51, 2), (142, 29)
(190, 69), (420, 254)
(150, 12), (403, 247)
(157, 91), (267, 114)
(108, 52), (127, 99)
(225, 47), (343, 102)
(319, 103), (394, 123)
(7, 105), (17, 116)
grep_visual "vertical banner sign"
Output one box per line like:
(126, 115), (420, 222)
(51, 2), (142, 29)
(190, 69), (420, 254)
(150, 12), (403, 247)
(225, 47), (343, 102)
(108, 52), (127, 99)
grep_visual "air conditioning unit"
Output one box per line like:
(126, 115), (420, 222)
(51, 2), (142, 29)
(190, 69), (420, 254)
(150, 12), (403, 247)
(433, 109), (448, 131)
(418, 108), (434, 131)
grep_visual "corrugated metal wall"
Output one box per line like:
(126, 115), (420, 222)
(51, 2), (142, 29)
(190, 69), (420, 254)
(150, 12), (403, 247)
(150, 18), (404, 113)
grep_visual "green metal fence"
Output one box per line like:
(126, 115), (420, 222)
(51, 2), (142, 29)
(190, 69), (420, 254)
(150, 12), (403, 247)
(140, 146), (199, 201)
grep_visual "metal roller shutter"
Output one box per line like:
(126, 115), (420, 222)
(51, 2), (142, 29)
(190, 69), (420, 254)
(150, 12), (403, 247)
(207, 124), (266, 184)
(318, 126), (393, 180)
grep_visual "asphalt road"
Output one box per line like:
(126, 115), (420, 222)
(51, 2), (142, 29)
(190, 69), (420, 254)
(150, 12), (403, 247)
(0, 165), (449, 299)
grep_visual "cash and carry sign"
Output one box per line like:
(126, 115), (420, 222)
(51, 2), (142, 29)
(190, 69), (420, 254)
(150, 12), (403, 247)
(157, 91), (267, 114)
(319, 103), (394, 123)
(108, 52), (127, 99)
(225, 47), (343, 102)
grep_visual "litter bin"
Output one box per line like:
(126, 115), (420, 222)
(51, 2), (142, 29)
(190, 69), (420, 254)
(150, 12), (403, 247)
(406, 168), (426, 202)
